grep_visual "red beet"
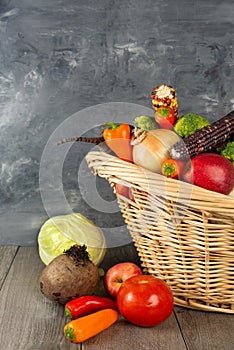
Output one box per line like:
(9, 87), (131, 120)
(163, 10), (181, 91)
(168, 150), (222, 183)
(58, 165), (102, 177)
(182, 153), (234, 195)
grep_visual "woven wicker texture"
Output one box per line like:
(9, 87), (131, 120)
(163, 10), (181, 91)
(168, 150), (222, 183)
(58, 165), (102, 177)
(86, 151), (234, 313)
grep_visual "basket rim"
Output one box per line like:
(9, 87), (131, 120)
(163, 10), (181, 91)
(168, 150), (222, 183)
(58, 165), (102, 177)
(86, 151), (234, 217)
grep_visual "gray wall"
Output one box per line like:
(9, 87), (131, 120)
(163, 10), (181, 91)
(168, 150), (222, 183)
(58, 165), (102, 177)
(0, 0), (233, 245)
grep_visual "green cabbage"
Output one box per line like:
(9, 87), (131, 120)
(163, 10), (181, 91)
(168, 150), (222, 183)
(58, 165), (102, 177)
(38, 213), (106, 266)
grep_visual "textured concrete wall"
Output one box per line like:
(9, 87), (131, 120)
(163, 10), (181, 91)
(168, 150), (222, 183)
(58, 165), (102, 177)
(0, 0), (233, 245)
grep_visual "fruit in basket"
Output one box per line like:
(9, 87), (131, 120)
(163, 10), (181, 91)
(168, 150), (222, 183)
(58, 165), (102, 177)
(132, 128), (181, 173)
(102, 122), (133, 162)
(39, 245), (100, 304)
(155, 106), (176, 129)
(151, 84), (178, 119)
(161, 158), (186, 179)
(117, 275), (174, 327)
(170, 110), (234, 160)
(114, 182), (134, 201)
(174, 113), (209, 138)
(182, 153), (234, 195)
(57, 122), (133, 162)
(104, 262), (143, 299)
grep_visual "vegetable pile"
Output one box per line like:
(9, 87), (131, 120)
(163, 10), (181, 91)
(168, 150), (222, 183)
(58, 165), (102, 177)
(58, 83), (234, 195)
(39, 258), (174, 343)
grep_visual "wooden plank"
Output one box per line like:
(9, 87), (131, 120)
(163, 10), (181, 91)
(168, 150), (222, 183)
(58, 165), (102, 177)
(4, 245), (233, 349)
(0, 246), (80, 350)
(0, 246), (18, 289)
(82, 313), (187, 350)
(175, 307), (234, 350)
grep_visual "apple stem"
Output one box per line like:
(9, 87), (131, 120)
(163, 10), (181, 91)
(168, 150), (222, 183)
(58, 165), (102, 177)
(116, 278), (123, 283)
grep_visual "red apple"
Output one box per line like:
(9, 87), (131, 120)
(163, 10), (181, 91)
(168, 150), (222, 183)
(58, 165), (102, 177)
(104, 262), (143, 299)
(182, 153), (234, 195)
(114, 183), (134, 201)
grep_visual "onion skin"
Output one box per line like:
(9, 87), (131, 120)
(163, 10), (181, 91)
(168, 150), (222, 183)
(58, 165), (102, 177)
(133, 129), (181, 173)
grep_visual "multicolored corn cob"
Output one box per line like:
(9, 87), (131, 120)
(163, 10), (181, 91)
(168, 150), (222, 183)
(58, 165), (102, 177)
(151, 84), (178, 119)
(170, 110), (234, 159)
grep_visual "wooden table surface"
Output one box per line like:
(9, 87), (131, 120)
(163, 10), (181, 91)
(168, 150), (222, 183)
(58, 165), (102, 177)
(0, 245), (234, 350)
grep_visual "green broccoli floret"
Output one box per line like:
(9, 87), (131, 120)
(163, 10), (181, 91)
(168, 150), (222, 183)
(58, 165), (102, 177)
(219, 142), (234, 165)
(134, 115), (159, 131)
(174, 113), (209, 138)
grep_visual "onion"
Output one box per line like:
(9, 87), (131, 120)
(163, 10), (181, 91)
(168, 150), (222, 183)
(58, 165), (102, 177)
(132, 129), (181, 173)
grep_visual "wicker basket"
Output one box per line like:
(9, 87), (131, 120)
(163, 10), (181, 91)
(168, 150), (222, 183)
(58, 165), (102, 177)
(86, 151), (234, 313)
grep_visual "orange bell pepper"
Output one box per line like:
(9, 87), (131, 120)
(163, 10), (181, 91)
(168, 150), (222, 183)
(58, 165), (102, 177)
(64, 309), (119, 343)
(161, 158), (185, 179)
(103, 122), (133, 162)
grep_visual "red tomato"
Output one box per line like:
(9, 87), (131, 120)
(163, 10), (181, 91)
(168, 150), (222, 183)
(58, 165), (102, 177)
(155, 107), (175, 129)
(117, 275), (174, 327)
